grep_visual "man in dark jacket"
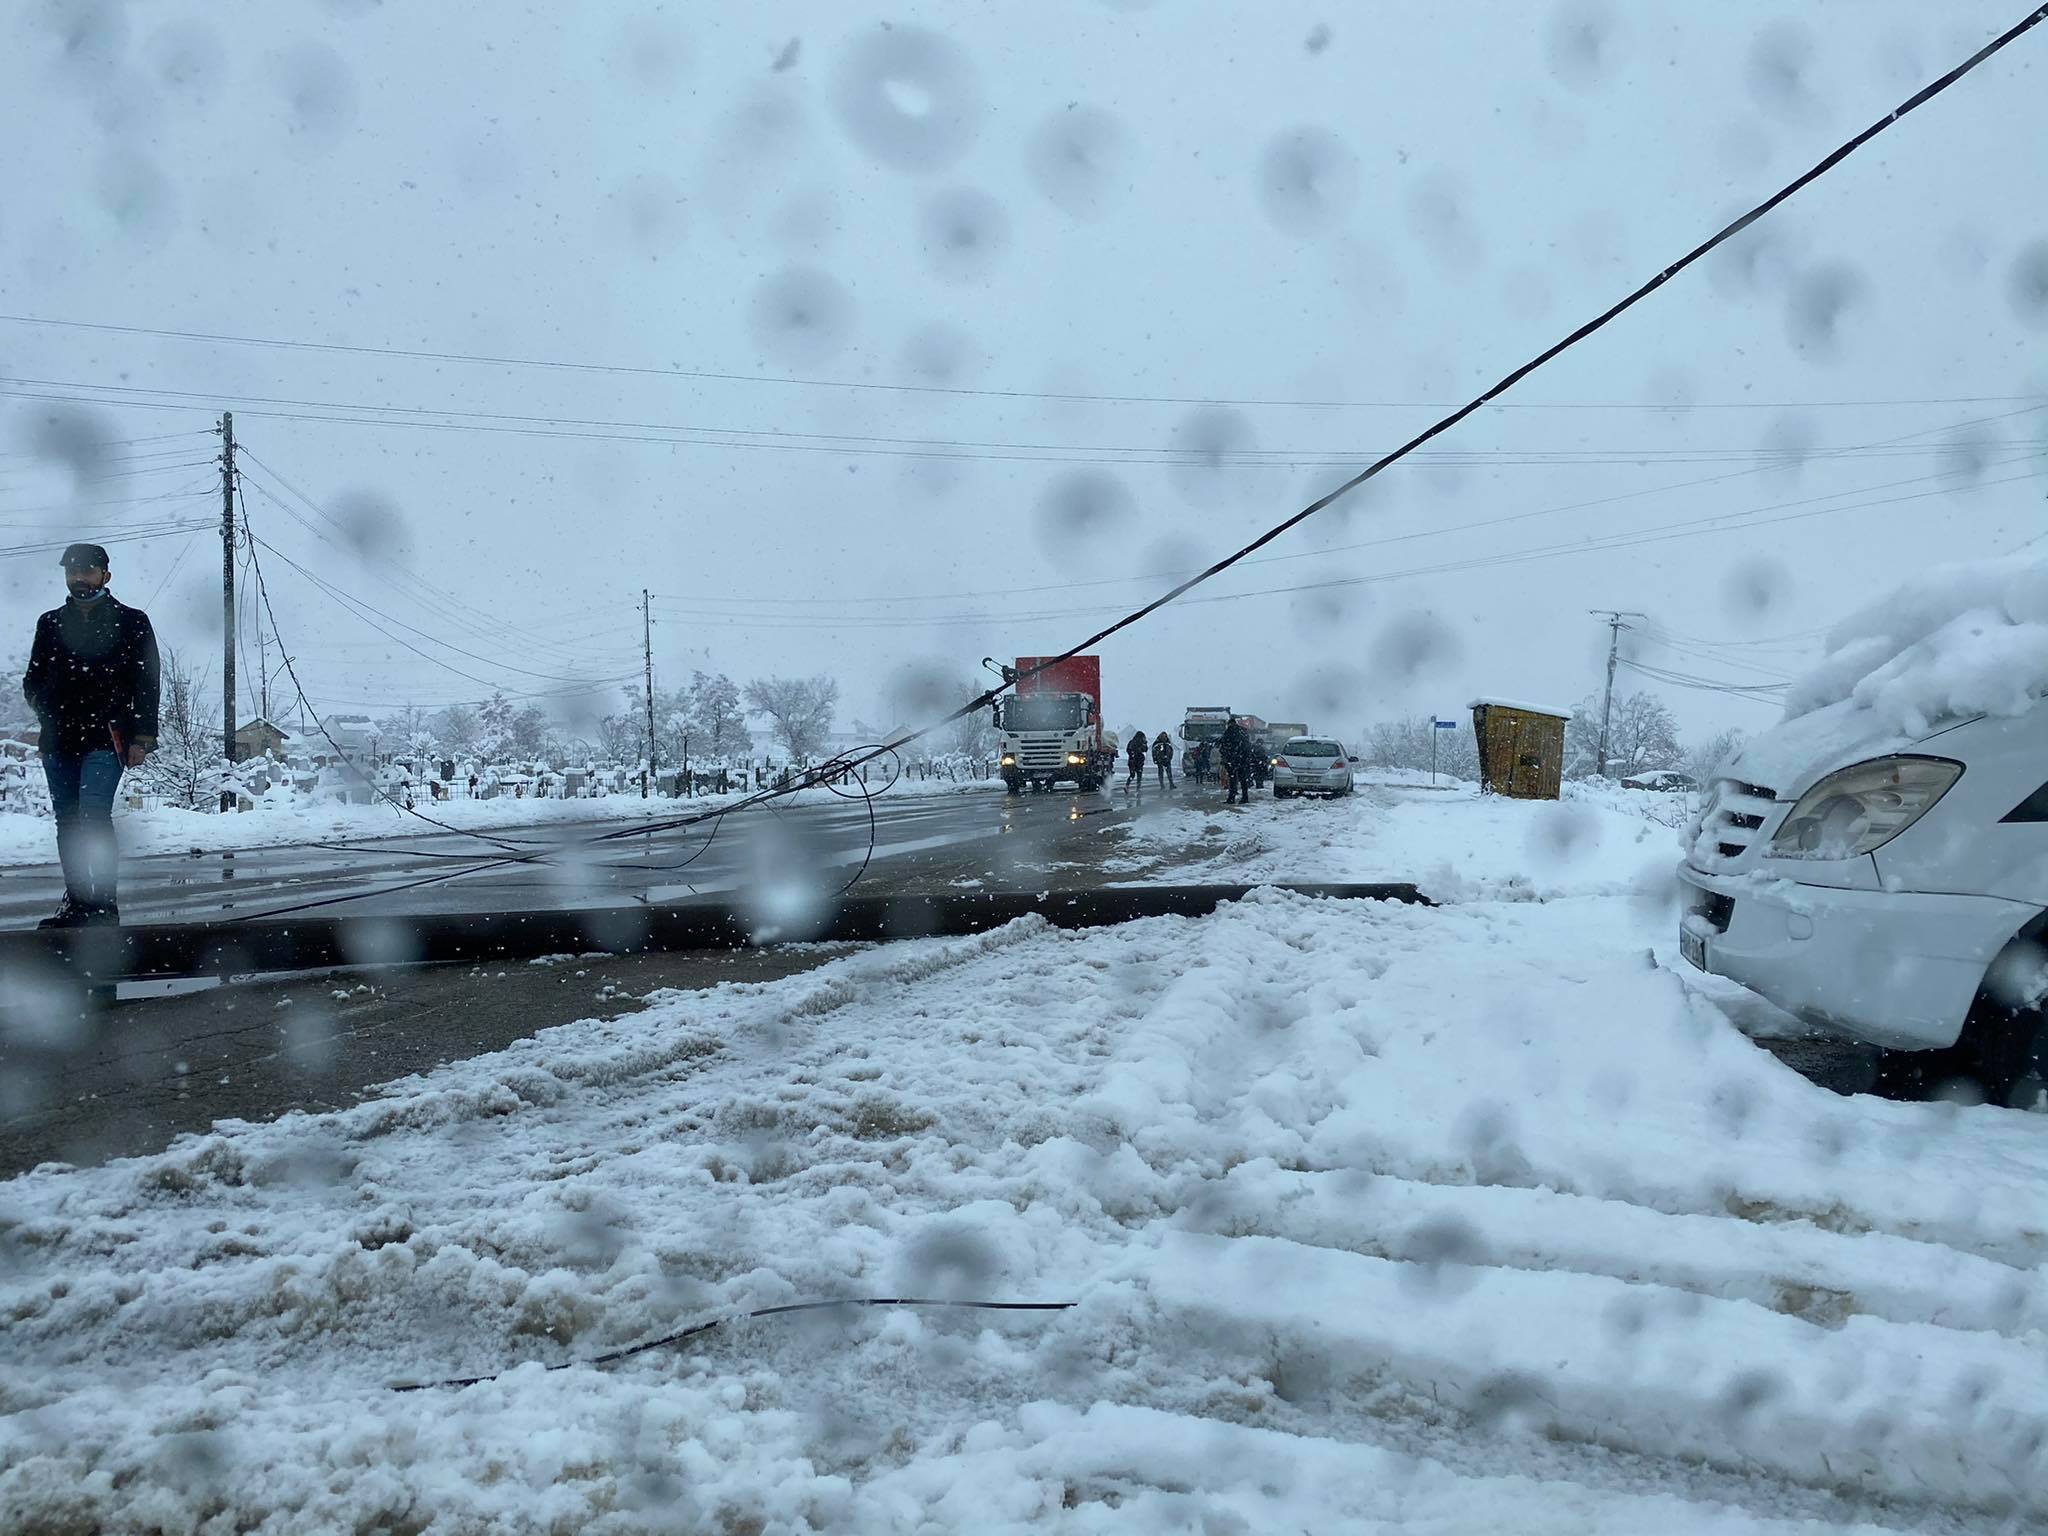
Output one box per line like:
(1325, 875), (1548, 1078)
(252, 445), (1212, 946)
(1151, 728), (1175, 789)
(22, 543), (160, 926)
(1125, 729), (1148, 792)
(1220, 717), (1254, 805)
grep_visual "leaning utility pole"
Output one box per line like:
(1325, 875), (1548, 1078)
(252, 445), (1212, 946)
(641, 588), (656, 798)
(219, 411), (238, 811)
(1590, 609), (1645, 781)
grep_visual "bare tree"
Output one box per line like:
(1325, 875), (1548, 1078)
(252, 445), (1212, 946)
(1359, 713), (1479, 779)
(946, 679), (1000, 756)
(1686, 726), (1748, 786)
(744, 674), (839, 759)
(596, 709), (640, 765)
(1, 648), (37, 740)
(135, 646), (227, 809)
(1565, 690), (1683, 779)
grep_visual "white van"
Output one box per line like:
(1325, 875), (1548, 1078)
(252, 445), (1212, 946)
(1676, 560), (2048, 1105)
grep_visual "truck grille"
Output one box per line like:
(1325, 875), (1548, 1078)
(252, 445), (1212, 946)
(1695, 778), (1780, 865)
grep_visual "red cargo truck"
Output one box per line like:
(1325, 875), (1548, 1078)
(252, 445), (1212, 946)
(993, 655), (1115, 793)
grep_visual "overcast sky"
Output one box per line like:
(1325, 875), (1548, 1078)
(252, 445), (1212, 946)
(4, 0), (2044, 748)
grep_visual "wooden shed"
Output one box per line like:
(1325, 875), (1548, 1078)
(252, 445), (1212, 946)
(1469, 697), (1570, 800)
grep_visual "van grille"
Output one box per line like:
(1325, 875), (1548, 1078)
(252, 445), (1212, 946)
(1695, 778), (1780, 866)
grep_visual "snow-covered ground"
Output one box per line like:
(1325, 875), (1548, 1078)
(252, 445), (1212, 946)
(0, 772), (1005, 868)
(5, 783), (2044, 1532)
(1109, 775), (1691, 904)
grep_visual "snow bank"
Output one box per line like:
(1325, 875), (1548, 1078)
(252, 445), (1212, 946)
(7, 890), (2042, 1529)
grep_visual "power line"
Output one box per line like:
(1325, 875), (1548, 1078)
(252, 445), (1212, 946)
(241, 501), (538, 853)
(0, 428), (212, 462)
(249, 530), (629, 694)
(945, 5), (2048, 717)
(235, 450), (633, 671)
(3, 310), (2041, 414)
(240, 489), (633, 684)
(0, 521), (216, 562)
(644, 418), (2045, 613)
(3, 376), (2043, 470)
(635, 455), (2043, 630)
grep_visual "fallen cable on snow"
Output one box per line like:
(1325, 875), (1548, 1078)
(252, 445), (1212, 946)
(387, 1297), (1077, 1393)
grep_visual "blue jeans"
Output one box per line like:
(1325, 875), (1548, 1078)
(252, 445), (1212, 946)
(43, 749), (125, 910)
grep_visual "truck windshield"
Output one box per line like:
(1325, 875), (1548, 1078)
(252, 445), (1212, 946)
(1002, 695), (1089, 732)
(1182, 720), (1227, 742)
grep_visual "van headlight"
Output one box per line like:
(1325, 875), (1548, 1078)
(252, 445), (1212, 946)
(1767, 756), (1962, 860)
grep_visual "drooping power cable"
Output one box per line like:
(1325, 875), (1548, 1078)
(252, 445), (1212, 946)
(218, 5), (2048, 919)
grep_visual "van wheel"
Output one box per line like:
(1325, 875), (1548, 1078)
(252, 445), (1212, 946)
(1952, 988), (2048, 1110)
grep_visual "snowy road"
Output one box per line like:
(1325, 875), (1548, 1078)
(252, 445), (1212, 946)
(0, 784), (1188, 928)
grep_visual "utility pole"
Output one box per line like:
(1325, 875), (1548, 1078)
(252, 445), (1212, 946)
(219, 411), (237, 811)
(641, 588), (656, 798)
(1590, 609), (1646, 781)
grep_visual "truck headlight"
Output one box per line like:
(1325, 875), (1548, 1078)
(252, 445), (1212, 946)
(1767, 756), (1962, 860)
(1067, 752), (1085, 765)
(1000, 754), (1016, 767)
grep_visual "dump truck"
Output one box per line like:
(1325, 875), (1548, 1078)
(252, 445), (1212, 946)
(990, 655), (1115, 793)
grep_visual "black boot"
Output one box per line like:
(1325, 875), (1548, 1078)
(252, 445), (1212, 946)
(83, 903), (121, 926)
(38, 898), (90, 929)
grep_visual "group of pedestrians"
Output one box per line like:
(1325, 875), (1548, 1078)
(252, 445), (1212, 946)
(1121, 718), (1258, 804)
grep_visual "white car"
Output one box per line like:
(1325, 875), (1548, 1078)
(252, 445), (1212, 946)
(1677, 697), (2048, 1104)
(1271, 738), (1355, 798)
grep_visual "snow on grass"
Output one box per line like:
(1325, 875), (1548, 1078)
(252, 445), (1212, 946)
(4, 884), (2045, 1530)
(0, 773), (1005, 869)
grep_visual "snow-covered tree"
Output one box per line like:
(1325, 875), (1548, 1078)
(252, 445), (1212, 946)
(1686, 726), (1748, 786)
(1564, 690), (1683, 779)
(744, 674), (839, 759)
(433, 702), (482, 760)
(687, 671), (751, 759)
(508, 703), (553, 761)
(477, 691), (516, 760)
(376, 704), (432, 755)
(135, 646), (230, 809)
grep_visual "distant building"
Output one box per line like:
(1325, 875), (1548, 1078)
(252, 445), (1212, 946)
(232, 718), (290, 762)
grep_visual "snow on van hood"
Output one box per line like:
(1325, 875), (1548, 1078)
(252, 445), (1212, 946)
(1727, 554), (2048, 792)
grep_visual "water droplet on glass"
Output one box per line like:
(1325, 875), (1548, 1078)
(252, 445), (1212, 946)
(831, 24), (981, 175)
(749, 266), (853, 367)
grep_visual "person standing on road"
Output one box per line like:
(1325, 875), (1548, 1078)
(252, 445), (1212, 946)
(1152, 728), (1175, 789)
(1193, 738), (1213, 787)
(21, 543), (160, 927)
(1220, 717), (1253, 805)
(1126, 729), (1148, 792)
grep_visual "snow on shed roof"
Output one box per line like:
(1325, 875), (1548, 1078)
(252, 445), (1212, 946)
(1468, 697), (1571, 719)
